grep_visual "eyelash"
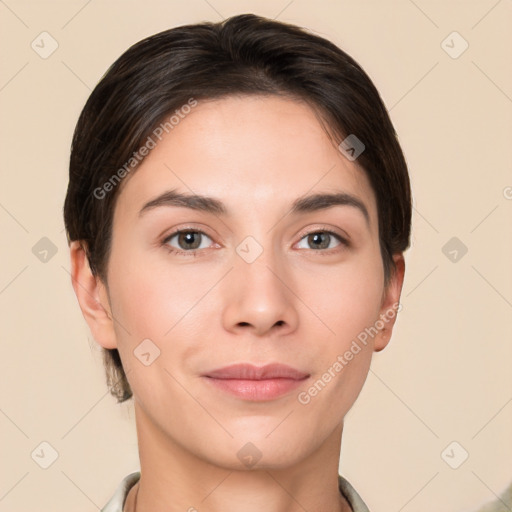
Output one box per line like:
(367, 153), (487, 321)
(161, 226), (349, 257)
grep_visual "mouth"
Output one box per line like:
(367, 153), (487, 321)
(202, 363), (310, 401)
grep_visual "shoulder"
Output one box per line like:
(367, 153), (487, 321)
(473, 481), (512, 512)
(101, 471), (141, 512)
(338, 474), (371, 512)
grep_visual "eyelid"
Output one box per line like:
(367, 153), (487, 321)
(161, 223), (351, 255)
(161, 226), (216, 246)
(161, 223), (216, 241)
(295, 224), (351, 245)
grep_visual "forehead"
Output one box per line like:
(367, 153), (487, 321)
(114, 95), (378, 228)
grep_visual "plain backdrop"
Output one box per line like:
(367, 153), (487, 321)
(0, 1), (511, 511)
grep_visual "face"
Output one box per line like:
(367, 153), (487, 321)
(78, 95), (403, 470)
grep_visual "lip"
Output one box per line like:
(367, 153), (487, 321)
(202, 363), (310, 401)
(203, 363), (309, 380)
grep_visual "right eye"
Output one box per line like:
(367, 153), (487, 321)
(162, 229), (215, 256)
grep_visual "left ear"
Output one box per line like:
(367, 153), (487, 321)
(374, 253), (405, 352)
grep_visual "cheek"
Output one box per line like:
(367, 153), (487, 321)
(107, 259), (204, 396)
(294, 252), (384, 347)
(109, 241), (384, 351)
(108, 245), (204, 337)
(295, 263), (381, 418)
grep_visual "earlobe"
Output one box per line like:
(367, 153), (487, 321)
(69, 241), (118, 349)
(374, 253), (405, 352)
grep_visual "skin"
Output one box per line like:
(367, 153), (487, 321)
(70, 95), (405, 512)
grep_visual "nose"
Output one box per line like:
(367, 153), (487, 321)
(221, 246), (299, 337)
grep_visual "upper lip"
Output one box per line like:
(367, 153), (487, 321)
(203, 363), (309, 380)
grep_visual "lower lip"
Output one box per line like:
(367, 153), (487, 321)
(203, 377), (308, 401)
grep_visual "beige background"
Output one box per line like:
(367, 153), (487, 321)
(1, 1), (511, 511)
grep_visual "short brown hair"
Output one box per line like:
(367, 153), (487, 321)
(64, 13), (412, 403)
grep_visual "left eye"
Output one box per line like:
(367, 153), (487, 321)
(296, 231), (345, 250)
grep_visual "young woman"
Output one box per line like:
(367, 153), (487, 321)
(64, 13), (411, 512)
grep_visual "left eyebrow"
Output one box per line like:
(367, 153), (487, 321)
(138, 188), (370, 227)
(289, 192), (370, 227)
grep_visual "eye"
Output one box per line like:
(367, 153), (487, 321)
(296, 229), (348, 252)
(162, 229), (214, 256)
(161, 227), (349, 257)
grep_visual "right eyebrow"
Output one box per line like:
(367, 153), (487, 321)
(138, 189), (227, 217)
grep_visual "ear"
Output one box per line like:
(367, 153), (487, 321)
(374, 253), (405, 352)
(69, 241), (117, 349)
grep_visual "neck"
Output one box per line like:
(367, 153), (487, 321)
(123, 480), (139, 512)
(126, 401), (351, 512)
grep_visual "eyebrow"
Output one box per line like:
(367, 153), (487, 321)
(138, 188), (370, 226)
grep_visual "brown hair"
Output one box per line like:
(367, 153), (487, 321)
(63, 13), (412, 403)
